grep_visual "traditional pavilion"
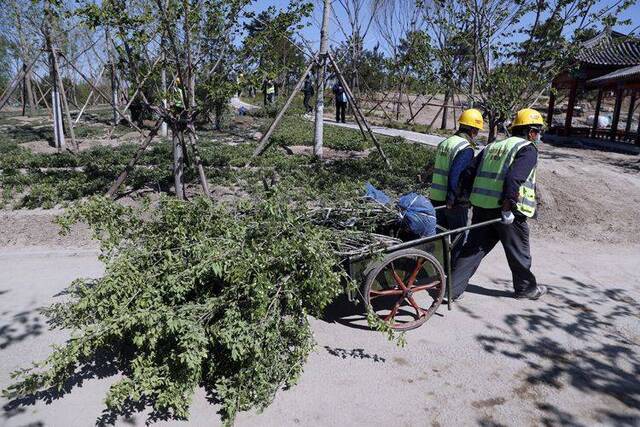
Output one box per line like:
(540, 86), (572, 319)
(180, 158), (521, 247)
(547, 29), (640, 146)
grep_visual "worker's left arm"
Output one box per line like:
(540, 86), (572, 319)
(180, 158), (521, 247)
(502, 144), (538, 208)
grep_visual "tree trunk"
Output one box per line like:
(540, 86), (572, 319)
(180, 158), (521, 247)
(487, 112), (497, 143)
(441, 89), (450, 130)
(173, 130), (185, 200)
(396, 80), (403, 121)
(313, 0), (331, 159)
(161, 52), (168, 137)
(12, 0), (36, 116)
(105, 28), (120, 125)
(50, 46), (77, 151)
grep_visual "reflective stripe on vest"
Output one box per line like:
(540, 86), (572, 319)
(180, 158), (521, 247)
(470, 136), (537, 217)
(430, 135), (470, 202)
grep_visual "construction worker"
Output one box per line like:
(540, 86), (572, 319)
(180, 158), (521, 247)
(263, 77), (275, 106)
(171, 77), (184, 111)
(430, 108), (483, 264)
(451, 108), (548, 300)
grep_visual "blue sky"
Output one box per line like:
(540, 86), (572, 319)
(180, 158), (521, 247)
(247, 0), (640, 52)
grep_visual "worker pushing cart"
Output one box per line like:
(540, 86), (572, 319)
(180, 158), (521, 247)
(450, 108), (548, 301)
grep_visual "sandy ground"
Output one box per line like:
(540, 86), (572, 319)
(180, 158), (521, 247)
(1, 129), (639, 425)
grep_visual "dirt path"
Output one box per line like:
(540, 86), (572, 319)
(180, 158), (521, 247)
(1, 238), (638, 426)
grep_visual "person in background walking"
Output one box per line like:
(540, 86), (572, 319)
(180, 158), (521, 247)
(451, 108), (547, 301)
(303, 74), (314, 114)
(332, 82), (348, 123)
(429, 109), (483, 267)
(263, 77), (275, 106)
(237, 73), (244, 97)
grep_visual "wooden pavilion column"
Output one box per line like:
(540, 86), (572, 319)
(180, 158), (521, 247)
(610, 87), (623, 141)
(564, 81), (577, 135)
(636, 100), (640, 146)
(625, 90), (637, 135)
(591, 88), (603, 137)
(546, 84), (556, 129)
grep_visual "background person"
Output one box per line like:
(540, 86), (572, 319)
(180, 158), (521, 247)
(262, 77), (275, 106)
(302, 74), (314, 114)
(332, 82), (348, 123)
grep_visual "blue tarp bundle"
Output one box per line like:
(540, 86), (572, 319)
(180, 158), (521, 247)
(397, 193), (436, 237)
(364, 182), (436, 237)
(364, 182), (391, 205)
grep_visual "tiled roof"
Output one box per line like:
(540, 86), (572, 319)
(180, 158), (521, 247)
(587, 64), (640, 84)
(577, 30), (640, 66)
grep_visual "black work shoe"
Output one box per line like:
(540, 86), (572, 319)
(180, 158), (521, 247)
(515, 285), (548, 300)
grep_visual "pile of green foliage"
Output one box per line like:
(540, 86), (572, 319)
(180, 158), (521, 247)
(4, 194), (350, 424)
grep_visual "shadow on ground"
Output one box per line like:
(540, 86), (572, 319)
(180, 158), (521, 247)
(2, 345), (178, 426)
(0, 309), (44, 350)
(471, 275), (640, 426)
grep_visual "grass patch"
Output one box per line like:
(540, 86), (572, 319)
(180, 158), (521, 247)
(0, 108), (436, 208)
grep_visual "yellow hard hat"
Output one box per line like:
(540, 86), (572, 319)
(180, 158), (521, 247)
(175, 77), (181, 84)
(512, 108), (545, 128)
(459, 108), (484, 130)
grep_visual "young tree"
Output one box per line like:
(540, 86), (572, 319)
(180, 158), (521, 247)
(242, 4), (312, 96)
(462, 0), (634, 140)
(374, 0), (424, 120)
(332, 0), (383, 95)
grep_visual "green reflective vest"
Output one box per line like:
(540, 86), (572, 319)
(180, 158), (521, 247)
(171, 86), (184, 108)
(469, 136), (537, 217)
(430, 135), (471, 202)
(266, 84), (275, 94)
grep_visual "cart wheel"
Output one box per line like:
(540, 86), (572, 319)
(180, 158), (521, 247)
(362, 248), (445, 331)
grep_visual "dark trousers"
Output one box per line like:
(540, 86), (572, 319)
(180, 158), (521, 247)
(451, 207), (537, 298)
(303, 93), (313, 113)
(433, 202), (469, 265)
(336, 101), (347, 123)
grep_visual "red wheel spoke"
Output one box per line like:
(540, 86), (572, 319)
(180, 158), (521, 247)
(407, 296), (426, 318)
(389, 263), (408, 291)
(406, 258), (425, 287)
(370, 288), (404, 299)
(383, 298), (402, 322)
(411, 280), (441, 292)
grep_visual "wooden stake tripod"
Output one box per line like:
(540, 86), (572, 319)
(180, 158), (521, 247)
(246, 52), (391, 169)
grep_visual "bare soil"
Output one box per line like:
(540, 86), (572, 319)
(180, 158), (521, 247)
(533, 142), (640, 244)
(0, 208), (95, 250)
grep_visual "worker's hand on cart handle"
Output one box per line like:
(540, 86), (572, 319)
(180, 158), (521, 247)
(501, 210), (515, 225)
